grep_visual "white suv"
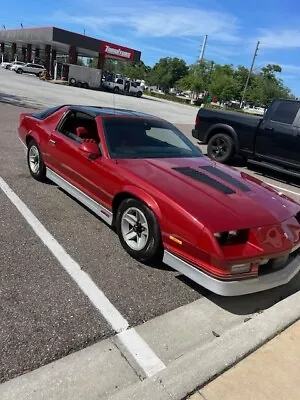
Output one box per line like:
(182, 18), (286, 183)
(12, 63), (46, 76)
(1, 61), (25, 70)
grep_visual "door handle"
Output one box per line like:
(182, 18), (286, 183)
(264, 126), (274, 131)
(49, 139), (56, 145)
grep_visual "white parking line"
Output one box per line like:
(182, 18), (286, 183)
(0, 176), (166, 378)
(268, 183), (300, 197)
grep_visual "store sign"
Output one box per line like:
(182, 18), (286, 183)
(100, 41), (134, 61)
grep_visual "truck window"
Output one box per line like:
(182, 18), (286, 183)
(271, 101), (300, 125)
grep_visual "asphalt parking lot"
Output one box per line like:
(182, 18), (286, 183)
(1, 68), (300, 393)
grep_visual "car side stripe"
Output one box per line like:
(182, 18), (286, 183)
(173, 167), (235, 195)
(201, 165), (251, 192)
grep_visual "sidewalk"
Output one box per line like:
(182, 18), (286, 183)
(188, 320), (300, 400)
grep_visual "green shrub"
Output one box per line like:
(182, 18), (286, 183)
(144, 90), (191, 104)
(203, 103), (263, 116)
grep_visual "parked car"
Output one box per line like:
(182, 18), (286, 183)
(102, 77), (144, 97)
(12, 62), (46, 76)
(1, 60), (25, 70)
(192, 99), (300, 178)
(18, 105), (300, 296)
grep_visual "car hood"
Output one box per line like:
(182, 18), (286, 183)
(118, 157), (300, 232)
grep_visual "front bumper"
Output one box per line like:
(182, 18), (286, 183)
(163, 250), (300, 296)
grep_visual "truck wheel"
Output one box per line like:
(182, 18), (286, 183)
(136, 91), (142, 98)
(207, 133), (235, 163)
(69, 78), (76, 85)
(114, 86), (119, 93)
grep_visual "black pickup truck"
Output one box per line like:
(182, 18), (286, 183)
(192, 98), (300, 178)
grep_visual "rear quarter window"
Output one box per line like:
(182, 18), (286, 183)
(270, 101), (300, 125)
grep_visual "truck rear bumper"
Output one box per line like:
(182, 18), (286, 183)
(192, 129), (205, 142)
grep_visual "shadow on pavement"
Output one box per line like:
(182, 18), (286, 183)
(0, 92), (43, 109)
(246, 162), (300, 189)
(177, 272), (300, 316)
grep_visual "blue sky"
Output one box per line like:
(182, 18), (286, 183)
(2, 0), (300, 94)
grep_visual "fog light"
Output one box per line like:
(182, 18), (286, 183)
(231, 263), (251, 274)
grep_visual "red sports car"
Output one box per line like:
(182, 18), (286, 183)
(18, 105), (300, 296)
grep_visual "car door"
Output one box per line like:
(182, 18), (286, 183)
(45, 110), (109, 204)
(255, 100), (300, 167)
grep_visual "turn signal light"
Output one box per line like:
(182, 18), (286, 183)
(230, 263), (251, 274)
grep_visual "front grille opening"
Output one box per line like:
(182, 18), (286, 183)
(259, 248), (299, 276)
(217, 229), (249, 246)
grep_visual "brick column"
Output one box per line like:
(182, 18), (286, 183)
(22, 47), (26, 62)
(51, 48), (56, 78)
(97, 53), (105, 70)
(11, 43), (17, 59)
(34, 48), (40, 63)
(44, 44), (51, 72)
(26, 43), (32, 62)
(68, 45), (78, 64)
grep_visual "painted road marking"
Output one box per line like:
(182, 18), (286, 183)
(268, 183), (300, 197)
(0, 176), (166, 377)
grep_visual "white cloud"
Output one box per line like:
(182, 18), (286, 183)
(51, 2), (240, 43)
(259, 29), (300, 49)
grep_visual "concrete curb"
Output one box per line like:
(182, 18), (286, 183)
(107, 288), (300, 400)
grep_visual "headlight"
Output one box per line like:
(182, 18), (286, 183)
(214, 229), (248, 245)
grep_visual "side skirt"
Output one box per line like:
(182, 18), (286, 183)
(46, 168), (113, 226)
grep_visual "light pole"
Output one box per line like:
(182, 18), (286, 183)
(240, 41), (260, 108)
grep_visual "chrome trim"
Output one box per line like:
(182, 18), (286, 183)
(46, 168), (113, 226)
(163, 250), (300, 296)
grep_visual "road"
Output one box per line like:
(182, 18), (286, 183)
(0, 68), (300, 398)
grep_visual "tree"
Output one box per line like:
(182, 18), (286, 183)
(123, 61), (151, 80)
(209, 63), (239, 102)
(147, 57), (188, 90)
(245, 64), (293, 106)
(177, 61), (212, 96)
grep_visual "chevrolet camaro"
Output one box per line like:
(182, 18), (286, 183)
(17, 104), (300, 296)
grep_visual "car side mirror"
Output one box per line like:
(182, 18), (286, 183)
(79, 141), (101, 160)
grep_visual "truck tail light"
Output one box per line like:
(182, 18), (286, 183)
(195, 114), (200, 126)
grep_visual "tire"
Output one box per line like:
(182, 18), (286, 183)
(17, 68), (23, 74)
(207, 133), (235, 163)
(27, 139), (46, 182)
(69, 77), (76, 85)
(116, 198), (163, 264)
(136, 91), (142, 98)
(114, 86), (119, 93)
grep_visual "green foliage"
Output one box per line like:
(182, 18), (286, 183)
(147, 57), (188, 89)
(203, 103), (263, 116)
(144, 90), (192, 104)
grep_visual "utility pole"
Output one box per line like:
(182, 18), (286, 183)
(199, 34), (208, 63)
(240, 40), (260, 108)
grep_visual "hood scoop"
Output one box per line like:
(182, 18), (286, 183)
(200, 165), (251, 192)
(172, 167), (235, 195)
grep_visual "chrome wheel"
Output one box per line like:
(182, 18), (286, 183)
(28, 145), (40, 174)
(121, 207), (149, 251)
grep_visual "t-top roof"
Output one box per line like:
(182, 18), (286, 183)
(0, 26), (141, 61)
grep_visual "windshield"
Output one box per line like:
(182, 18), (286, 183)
(102, 117), (203, 159)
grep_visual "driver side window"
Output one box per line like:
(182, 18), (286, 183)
(57, 111), (100, 144)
